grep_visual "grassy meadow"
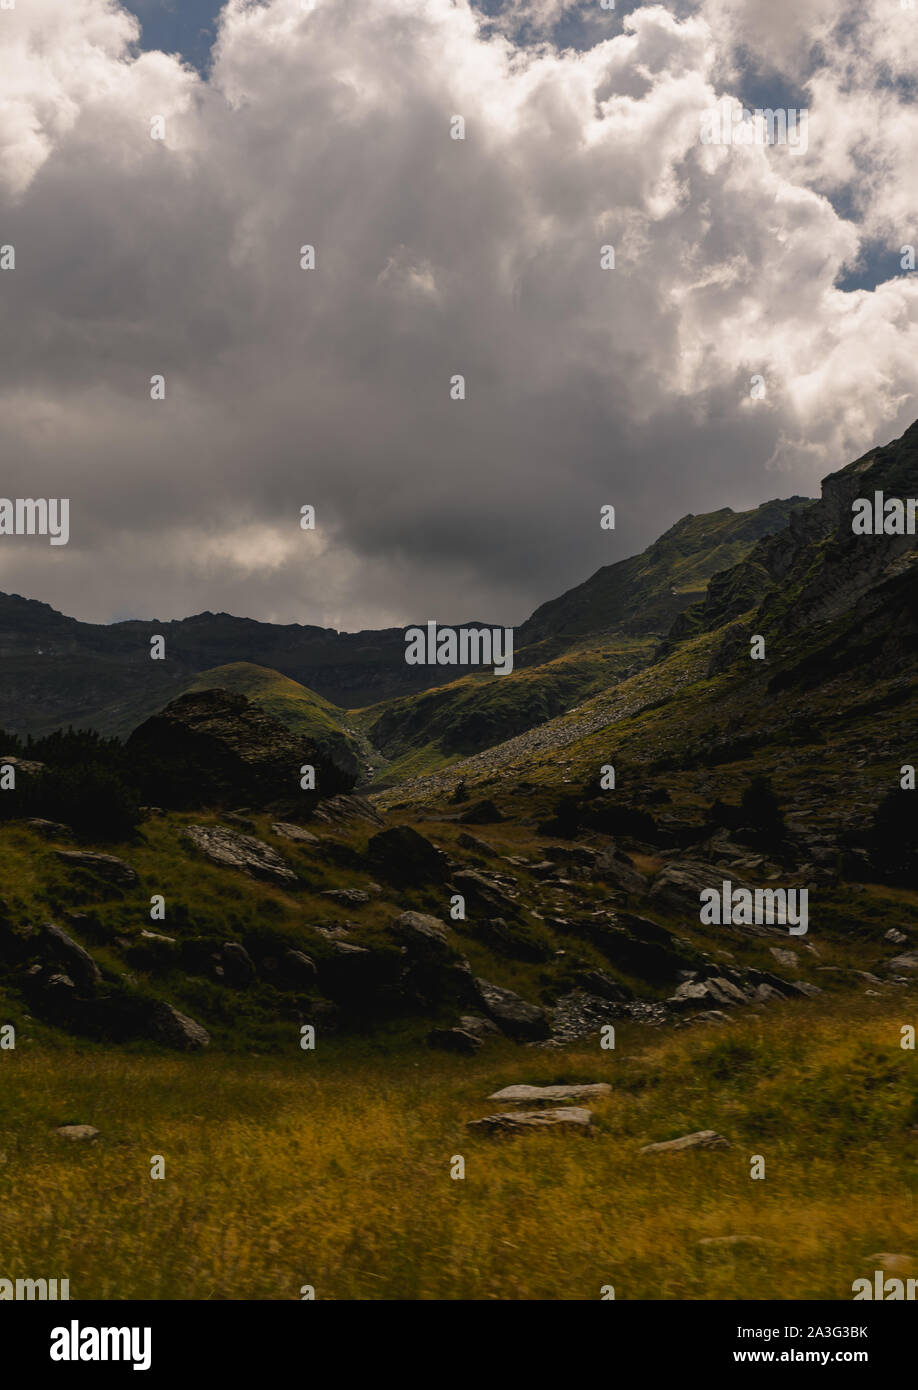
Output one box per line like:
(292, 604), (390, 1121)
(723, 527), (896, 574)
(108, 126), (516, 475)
(2, 993), (916, 1300)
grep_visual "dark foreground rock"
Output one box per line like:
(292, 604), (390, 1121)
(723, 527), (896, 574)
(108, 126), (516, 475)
(367, 826), (449, 884)
(127, 688), (355, 808)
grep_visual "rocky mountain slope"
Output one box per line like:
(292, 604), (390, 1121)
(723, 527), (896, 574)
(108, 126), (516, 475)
(0, 492), (807, 743)
(0, 423), (914, 1057)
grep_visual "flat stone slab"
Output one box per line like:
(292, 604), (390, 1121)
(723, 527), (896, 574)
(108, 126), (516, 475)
(54, 850), (138, 887)
(488, 1083), (612, 1104)
(55, 1125), (99, 1141)
(467, 1106), (594, 1134)
(272, 822), (320, 845)
(640, 1129), (731, 1154)
(185, 825), (297, 886)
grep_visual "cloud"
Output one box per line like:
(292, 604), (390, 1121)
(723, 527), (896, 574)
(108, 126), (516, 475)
(0, 0), (916, 628)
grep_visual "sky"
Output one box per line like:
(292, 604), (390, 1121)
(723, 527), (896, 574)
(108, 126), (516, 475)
(1, 0), (916, 631)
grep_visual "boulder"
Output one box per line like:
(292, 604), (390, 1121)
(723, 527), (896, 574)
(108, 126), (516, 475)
(141, 1001), (210, 1050)
(474, 978), (550, 1040)
(221, 942), (256, 987)
(458, 799), (503, 824)
(574, 969), (633, 1002)
(456, 832), (497, 858)
(280, 949), (317, 987)
(387, 911), (453, 964)
(467, 1106), (593, 1134)
(40, 923), (102, 993)
(427, 1027), (482, 1054)
(451, 869), (516, 916)
(640, 1130), (730, 1154)
(367, 826), (448, 884)
(885, 952), (918, 973)
(127, 689), (355, 808)
(24, 819), (72, 838)
(55, 1125), (99, 1141)
(54, 850), (138, 888)
(272, 822), (320, 845)
(184, 825), (297, 886)
(575, 914), (696, 982)
(468, 917), (551, 963)
(312, 794), (384, 828)
(458, 1014), (500, 1039)
(488, 1083), (611, 1104)
(593, 843), (648, 895)
(321, 889), (370, 906)
(650, 861), (746, 915)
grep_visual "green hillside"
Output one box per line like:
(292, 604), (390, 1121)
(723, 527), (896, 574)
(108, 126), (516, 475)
(185, 663), (364, 782)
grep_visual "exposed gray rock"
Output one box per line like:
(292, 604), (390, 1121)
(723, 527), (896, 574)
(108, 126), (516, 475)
(427, 1027), (482, 1054)
(551, 988), (666, 1042)
(674, 1010), (733, 1028)
(467, 1106), (594, 1134)
(488, 1083), (611, 1103)
(457, 832), (497, 858)
(640, 1130), (731, 1154)
(474, 978), (549, 1040)
(54, 850), (138, 888)
(321, 888), (370, 905)
(41, 923), (102, 992)
(452, 869), (517, 916)
(24, 819), (72, 838)
(387, 911), (453, 963)
(55, 1125), (99, 1141)
(142, 1001), (210, 1050)
(885, 952), (918, 973)
(458, 1014), (500, 1039)
(184, 825), (297, 886)
(593, 843), (648, 895)
(312, 794), (384, 828)
(574, 970), (633, 1002)
(280, 949), (317, 986)
(272, 822), (320, 844)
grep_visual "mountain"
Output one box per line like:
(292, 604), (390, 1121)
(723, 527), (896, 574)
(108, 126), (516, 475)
(371, 418), (918, 880)
(0, 423), (915, 1086)
(0, 492), (809, 753)
(516, 497), (809, 650)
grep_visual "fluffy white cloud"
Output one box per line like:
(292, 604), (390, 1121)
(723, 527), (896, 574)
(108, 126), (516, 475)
(0, 0), (915, 627)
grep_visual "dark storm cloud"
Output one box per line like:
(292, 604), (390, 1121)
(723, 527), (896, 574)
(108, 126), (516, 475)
(0, 0), (916, 629)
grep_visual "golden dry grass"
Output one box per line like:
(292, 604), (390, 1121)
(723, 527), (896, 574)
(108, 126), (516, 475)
(2, 992), (917, 1300)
